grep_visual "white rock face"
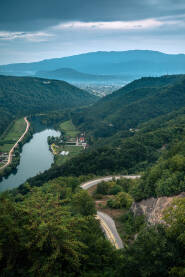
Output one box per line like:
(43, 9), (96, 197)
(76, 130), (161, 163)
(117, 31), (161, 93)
(131, 192), (185, 224)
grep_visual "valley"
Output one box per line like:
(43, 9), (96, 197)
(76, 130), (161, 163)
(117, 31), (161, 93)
(0, 73), (185, 277)
(76, 83), (124, 97)
(0, 125), (60, 192)
(1, 0), (185, 275)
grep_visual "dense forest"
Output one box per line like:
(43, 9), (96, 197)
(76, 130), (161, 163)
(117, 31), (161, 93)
(0, 175), (184, 276)
(1, 74), (185, 276)
(0, 75), (97, 134)
(25, 105), (185, 201)
(72, 75), (185, 139)
(26, 76), (185, 202)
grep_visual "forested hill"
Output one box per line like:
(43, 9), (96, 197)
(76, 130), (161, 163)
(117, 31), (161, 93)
(27, 98), (185, 196)
(0, 75), (97, 134)
(1, 80), (185, 277)
(73, 75), (185, 138)
(36, 68), (126, 83)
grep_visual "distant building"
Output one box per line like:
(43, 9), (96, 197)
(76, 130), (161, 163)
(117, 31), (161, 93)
(79, 137), (85, 143)
(60, 151), (69, 156)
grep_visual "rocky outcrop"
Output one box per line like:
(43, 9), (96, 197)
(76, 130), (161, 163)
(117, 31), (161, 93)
(131, 192), (185, 224)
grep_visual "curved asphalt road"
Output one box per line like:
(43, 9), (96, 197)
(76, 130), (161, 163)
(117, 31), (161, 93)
(81, 175), (140, 249)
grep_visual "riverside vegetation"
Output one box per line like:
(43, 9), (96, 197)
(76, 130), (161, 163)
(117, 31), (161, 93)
(0, 75), (97, 177)
(48, 120), (84, 167)
(0, 117), (33, 179)
(0, 74), (185, 276)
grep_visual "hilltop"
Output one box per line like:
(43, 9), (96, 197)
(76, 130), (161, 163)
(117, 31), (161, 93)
(36, 68), (128, 83)
(0, 75), (97, 134)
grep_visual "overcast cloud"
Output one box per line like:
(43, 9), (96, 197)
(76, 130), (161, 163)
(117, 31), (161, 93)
(0, 0), (185, 64)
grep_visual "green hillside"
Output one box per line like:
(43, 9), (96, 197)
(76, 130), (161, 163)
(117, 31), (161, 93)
(27, 104), (185, 184)
(2, 175), (184, 276)
(0, 75), (97, 134)
(73, 75), (185, 138)
(1, 74), (185, 276)
(26, 75), (185, 197)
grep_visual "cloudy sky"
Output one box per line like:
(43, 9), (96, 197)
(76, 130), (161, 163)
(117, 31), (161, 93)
(0, 0), (185, 64)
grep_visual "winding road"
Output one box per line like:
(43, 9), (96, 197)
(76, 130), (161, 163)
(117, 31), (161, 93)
(0, 117), (30, 171)
(81, 175), (140, 249)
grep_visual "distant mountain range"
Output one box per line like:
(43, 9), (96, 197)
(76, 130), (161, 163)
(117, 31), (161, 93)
(0, 50), (185, 83)
(36, 68), (130, 83)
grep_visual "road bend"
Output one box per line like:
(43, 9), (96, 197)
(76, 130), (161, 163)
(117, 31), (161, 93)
(81, 175), (140, 249)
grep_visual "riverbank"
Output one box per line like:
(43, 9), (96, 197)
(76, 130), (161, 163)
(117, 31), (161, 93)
(0, 128), (60, 192)
(48, 120), (86, 166)
(0, 117), (32, 179)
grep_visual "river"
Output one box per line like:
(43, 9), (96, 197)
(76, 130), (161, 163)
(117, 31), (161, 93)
(0, 127), (60, 192)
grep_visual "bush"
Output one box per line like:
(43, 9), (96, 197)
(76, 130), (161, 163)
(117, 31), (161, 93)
(120, 211), (145, 235)
(96, 181), (109, 195)
(109, 185), (122, 195)
(107, 192), (133, 209)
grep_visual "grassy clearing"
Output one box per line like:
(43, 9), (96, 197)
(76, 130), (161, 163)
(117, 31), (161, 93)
(55, 145), (83, 166)
(0, 118), (26, 152)
(60, 120), (79, 139)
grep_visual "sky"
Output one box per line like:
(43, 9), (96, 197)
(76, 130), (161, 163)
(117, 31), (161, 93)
(0, 0), (185, 64)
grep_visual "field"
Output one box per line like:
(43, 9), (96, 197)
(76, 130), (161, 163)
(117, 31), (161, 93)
(60, 120), (79, 139)
(55, 145), (83, 166)
(52, 120), (84, 166)
(0, 118), (26, 152)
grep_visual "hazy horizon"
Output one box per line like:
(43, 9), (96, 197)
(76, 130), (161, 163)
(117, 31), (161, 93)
(1, 49), (185, 66)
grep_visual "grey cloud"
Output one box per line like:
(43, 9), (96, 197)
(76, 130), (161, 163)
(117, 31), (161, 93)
(0, 0), (185, 31)
(0, 0), (185, 64)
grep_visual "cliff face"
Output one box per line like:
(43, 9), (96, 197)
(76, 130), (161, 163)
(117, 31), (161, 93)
(131, 192), (185, 224)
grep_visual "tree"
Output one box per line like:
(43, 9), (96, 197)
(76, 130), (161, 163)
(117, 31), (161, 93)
(163, 198), (185, 246)
(72, 190), (96, 216)
(120, 225), (174, 277)
(96, 181), (109, 195)
(107, 192), (133, 209)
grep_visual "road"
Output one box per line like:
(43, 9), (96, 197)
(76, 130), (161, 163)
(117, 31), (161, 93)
(81, 175), (140, 249)
(97, 211), (123, 249)
(0, 117), (30, 171)
(81, 175), (140, 190)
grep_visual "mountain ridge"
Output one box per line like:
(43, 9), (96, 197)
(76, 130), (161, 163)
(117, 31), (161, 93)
(36, 67), (130, 83)
(0, 50), (185, 79)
